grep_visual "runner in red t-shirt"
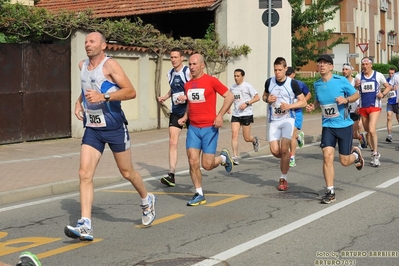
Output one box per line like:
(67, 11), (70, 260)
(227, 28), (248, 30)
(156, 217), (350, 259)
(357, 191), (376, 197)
(178, 53), (234, 206)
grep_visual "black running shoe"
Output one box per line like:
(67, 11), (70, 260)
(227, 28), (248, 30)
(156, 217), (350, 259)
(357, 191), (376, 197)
(161, 173), (175, 187)
(321, 190), (336, 204)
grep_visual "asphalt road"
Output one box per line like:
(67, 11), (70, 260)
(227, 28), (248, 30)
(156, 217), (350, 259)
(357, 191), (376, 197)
(1, 129), (399, 266)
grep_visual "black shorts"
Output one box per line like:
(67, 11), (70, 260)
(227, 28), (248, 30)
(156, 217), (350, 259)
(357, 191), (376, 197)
(350, 112), (360, 121)
(169, 113), (189, 129)
(231, 115), (254, 126)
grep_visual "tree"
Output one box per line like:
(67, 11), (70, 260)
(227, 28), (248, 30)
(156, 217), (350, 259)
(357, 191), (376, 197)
(0, 1), (250, 126)
(288, 0), (346, 69)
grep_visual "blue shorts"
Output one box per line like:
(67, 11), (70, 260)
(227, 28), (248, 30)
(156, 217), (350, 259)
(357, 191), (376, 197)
(386, 103), (399, 114)
(186, 125), (219, 154)
(294, 111), (303, 130)
(320, 125), (353, 155)
(82, 124), (131, 153)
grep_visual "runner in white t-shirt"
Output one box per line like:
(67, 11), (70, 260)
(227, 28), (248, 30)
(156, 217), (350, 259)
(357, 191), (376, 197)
(229, 69), (260, 165)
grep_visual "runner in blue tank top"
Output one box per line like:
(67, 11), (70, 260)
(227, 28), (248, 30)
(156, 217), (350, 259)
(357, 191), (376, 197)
(64, 32), (156, 241)
(158, 47), (191, 187)
(306, 54), (364, 204)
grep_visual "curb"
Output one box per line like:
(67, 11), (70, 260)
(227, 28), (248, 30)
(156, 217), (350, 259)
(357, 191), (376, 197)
(0, 176), (124, 206)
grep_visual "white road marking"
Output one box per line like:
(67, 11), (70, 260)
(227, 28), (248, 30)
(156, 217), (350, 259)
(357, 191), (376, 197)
(192, 175), (399, 266)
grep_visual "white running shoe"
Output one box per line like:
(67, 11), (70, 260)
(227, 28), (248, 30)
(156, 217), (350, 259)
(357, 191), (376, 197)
(64, 219), (93, 241)
(372, 153), (381, 167)
(141, 193), (156, 226)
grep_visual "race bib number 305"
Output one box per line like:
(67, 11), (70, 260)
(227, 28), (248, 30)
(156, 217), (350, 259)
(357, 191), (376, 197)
(187, 88), (206, 103)
(85, 109), (106, 127)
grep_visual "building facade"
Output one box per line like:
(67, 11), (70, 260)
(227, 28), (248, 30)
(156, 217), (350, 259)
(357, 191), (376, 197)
(300, 0), (398, 73)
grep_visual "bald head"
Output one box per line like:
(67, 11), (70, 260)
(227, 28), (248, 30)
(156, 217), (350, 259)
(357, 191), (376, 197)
(189, 53), (205, 79)
(85, 32), (106, 58)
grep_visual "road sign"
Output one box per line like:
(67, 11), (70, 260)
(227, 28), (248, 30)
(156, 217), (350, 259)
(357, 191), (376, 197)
(261, 9), (280, 27)
(357, 43), (369, 53)
(259, 0), (282, 9)
(347, 53), (359, 58)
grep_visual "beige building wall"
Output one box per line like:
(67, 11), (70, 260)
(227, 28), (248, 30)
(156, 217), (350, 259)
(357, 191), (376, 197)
(217, 0), (292, 118)
(70, 0), (293, 137)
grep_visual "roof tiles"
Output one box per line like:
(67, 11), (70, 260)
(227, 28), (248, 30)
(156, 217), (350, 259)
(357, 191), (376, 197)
(36, 0), (220, 18)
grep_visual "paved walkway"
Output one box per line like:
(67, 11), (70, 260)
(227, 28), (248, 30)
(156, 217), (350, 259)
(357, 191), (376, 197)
(0, 111), (390, 206)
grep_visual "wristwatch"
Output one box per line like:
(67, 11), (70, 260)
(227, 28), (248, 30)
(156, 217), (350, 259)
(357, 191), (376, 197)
(104, 93), (110, 102)
(245, 101), (250, 106)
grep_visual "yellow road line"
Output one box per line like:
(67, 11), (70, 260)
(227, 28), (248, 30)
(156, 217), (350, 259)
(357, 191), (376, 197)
(104, 190), (249, 208)
(36, 239), (102, 259)
(135, 214), (185, 228)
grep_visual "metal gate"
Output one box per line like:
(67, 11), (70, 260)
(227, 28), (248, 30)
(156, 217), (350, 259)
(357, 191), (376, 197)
(0, 43), (71, 144)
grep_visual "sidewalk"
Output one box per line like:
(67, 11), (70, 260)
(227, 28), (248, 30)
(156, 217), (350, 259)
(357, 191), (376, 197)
(0, 111), (389, 206)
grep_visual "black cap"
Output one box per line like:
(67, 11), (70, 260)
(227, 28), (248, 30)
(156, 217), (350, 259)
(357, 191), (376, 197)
(316, 54), (334, 65)
(286, 67), (295, 76)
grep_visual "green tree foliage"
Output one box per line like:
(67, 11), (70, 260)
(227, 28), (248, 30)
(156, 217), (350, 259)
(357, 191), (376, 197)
(388, 56), (399, 70)
(288, 0), (346, 69)
(372, 63), (397, 74)
(0, 1), (250, 118)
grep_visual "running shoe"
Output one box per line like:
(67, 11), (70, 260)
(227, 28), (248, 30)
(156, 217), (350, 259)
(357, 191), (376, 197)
(253, 136), (259, 152)
(187, 193), (206, 206)
(141, 193), (156, 226)
(386, 135), (393, 142)
(297, 131), (305, 148)
(16, 251), (41, 266)
(64, 219), (93, 241)
(220, 148), (233, 172)
(372, 153), (381, 167)
(321, 190), (336, 204)
(161, 173), (175, 187)
(352, 146), (364, 170)
(359, 132), (367, 149)
(277, 178), (289, 191)
(289, 157), (296, 167)
(232, 156), (240, 165)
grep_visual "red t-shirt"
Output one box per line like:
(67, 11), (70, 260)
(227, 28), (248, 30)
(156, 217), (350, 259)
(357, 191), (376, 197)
(184, 74), (228, 127)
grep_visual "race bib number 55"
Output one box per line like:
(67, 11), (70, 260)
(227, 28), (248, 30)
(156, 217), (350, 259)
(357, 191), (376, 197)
(187, 88), (206, 103)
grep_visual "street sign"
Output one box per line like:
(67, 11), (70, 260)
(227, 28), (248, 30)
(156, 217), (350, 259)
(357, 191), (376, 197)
(259, 0), (282, 9)
(261, 9), (280, 27)
(357, 43), (369, 53)
(347, 53), (359, 58)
